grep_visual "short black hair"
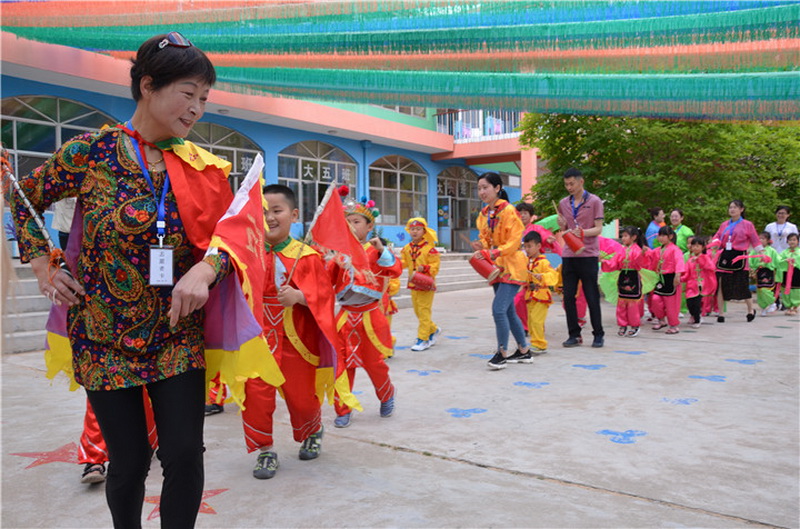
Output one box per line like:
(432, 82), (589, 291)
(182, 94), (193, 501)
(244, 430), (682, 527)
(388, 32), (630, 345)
(648, 207), (663, 220)
(658, 225), (676, 243)
(523, 230), (542, 244)
(788, 232), (799, 242)
(563, 167), (583, 179)
(263, 184), (297, 209)
(515, 202), (535, 215)
(776, 205), (791, 214)
(130, 33), (216, 102)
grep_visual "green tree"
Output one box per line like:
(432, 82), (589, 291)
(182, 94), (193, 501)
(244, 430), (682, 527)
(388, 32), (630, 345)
(518, 114), (800, 236)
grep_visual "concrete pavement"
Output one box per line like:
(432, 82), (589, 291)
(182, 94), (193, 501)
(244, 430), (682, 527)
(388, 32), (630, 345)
(2, 287), (798, 528)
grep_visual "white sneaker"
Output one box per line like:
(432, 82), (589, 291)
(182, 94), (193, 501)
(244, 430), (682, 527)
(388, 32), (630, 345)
(767, 303), (777, 313)
(410, 339), (430, 351)
(678, 312), (685, 319)
(761, 308), (768, 317)
(428, 328), (442, 346)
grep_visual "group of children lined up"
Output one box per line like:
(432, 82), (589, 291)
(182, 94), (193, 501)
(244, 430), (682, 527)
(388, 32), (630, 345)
(604, 204), (800, 338)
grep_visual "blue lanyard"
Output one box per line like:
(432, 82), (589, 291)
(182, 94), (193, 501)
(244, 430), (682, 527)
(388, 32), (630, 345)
(723, 218), (741, 242)
(570, 191), (588, 226)
(126, 121), (170, 245)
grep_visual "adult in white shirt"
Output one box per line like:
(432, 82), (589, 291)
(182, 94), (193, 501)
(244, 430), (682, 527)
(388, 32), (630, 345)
(765, 205), (798, 253)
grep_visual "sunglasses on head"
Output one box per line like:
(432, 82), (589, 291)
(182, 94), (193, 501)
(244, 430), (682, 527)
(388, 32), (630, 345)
(158, 32), (192, 50)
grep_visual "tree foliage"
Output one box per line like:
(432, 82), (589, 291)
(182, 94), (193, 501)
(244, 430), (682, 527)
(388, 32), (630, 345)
(517, 114), (800, 237)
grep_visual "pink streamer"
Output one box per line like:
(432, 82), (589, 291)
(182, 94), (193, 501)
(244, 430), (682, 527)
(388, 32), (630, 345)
(731, 254), (771, 264)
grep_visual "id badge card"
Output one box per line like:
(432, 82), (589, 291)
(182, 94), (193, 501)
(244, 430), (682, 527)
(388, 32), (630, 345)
(725, 241), (732, 251)
(149, 246), (174, 286)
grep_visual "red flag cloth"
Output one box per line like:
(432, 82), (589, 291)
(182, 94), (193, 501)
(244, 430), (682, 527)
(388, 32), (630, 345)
(206, 156), (268, 327)
(309, 187), (371, 273)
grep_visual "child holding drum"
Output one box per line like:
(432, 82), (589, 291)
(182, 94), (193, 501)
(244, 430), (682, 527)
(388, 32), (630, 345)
(400, 217), (442, 351)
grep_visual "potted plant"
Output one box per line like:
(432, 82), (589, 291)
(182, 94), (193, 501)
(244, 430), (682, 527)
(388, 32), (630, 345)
(5, 218), (19, 258)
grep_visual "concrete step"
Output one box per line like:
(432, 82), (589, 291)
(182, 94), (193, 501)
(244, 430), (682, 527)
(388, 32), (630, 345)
(12, 278), (42, 297)
(2, 330), (47, 354)
(4, 294), (51, 313)
(4, 311), (49, 333)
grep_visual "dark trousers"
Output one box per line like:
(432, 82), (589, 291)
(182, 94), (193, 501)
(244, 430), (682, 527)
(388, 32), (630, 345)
(562, 256), (604, 338)
(686, 295), (702, 324)
(86, 369), (206, 529)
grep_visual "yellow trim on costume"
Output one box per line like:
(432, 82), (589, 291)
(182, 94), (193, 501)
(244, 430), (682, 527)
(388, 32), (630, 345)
(172, 141), (233, 176)
(334, 371), (363, 411)
(283, 306), (319, 367)
(44, 331), (80, 391)
(206, 335), (285, 411)
(209, 236), (256, 308)
(336, 312), (347, 331)
(278, 238), (319, 260)
(363, 312), (393, 358)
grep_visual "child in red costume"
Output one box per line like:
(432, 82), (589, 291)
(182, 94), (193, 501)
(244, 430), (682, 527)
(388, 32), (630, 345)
(329, 197), (401, 428)
(244, 185), (358, 479)
(681, 237), (717, 328)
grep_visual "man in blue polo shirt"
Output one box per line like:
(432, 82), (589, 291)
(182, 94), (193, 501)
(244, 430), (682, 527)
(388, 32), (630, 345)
(556, 168), (605, 348)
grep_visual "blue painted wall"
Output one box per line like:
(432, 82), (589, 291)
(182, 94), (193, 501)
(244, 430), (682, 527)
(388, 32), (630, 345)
(3, 76), (521, 250)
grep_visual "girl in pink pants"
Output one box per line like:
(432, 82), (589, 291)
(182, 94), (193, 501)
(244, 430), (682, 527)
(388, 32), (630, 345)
(648, 226), (685, 334)
(600, 227), (649, 337)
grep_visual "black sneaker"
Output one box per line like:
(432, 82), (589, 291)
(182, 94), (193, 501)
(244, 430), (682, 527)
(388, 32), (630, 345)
(299, 427), (323, 460)
(506, 349), (534, 364)
(487, 351), (507, 370)
(253, 451), (279, 479)
(80, 463), (106, 484)
(591, 335), (604, 348)
(562, 336), (583, 348)
(204, 403), (224, 416)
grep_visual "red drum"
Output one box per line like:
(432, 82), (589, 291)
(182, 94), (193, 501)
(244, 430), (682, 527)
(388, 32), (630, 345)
(562, 231), (585, 254)
(469, 249), (503, 283)
(410, 271), (435, 291)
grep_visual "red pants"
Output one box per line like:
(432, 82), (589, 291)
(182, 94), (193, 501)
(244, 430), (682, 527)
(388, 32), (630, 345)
(561, 286), (587, 320)
(514, 290), (528, 331)
(79, 392), (157, 465)
(616, 298), (643, 327)
(241, 348), (322, 452)
(702, 294), (718, 315)
(206, 372), (227, 404)
(334, 308), (395, 416)
(651, 285), (682, 327)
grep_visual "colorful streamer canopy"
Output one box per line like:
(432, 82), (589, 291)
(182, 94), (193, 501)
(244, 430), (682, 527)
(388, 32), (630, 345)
(2, 0), (799, 120)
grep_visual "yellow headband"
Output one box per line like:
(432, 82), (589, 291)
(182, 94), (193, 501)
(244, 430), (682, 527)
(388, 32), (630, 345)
(405, 217), (438, 244)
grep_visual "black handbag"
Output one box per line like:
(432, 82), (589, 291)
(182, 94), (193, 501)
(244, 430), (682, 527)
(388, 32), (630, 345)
(654, 272), (676, 296)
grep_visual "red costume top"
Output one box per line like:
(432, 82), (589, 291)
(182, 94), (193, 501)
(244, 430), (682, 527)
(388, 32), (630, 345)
(263, 237), (358, 407)
(523, 224), (562, 255)
(647, 243), (685, 275)
(681, 254), (718, 298)
(601, 244), (646, 273)
(329, 243), (403, 359)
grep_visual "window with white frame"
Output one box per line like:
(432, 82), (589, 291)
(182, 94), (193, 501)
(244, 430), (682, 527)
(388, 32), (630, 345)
(369, 155), (427, 225)
(1, 96), (262, 195)
(278, 140), (357, 225)
(186, 122), (262, 192)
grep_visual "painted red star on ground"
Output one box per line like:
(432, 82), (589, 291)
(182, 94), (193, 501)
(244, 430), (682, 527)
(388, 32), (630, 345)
(144, 489), (228, 520)
(10, 442), (78, 469)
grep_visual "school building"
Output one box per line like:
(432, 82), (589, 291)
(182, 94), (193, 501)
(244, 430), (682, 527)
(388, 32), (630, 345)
(1, 32), (543, 252)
